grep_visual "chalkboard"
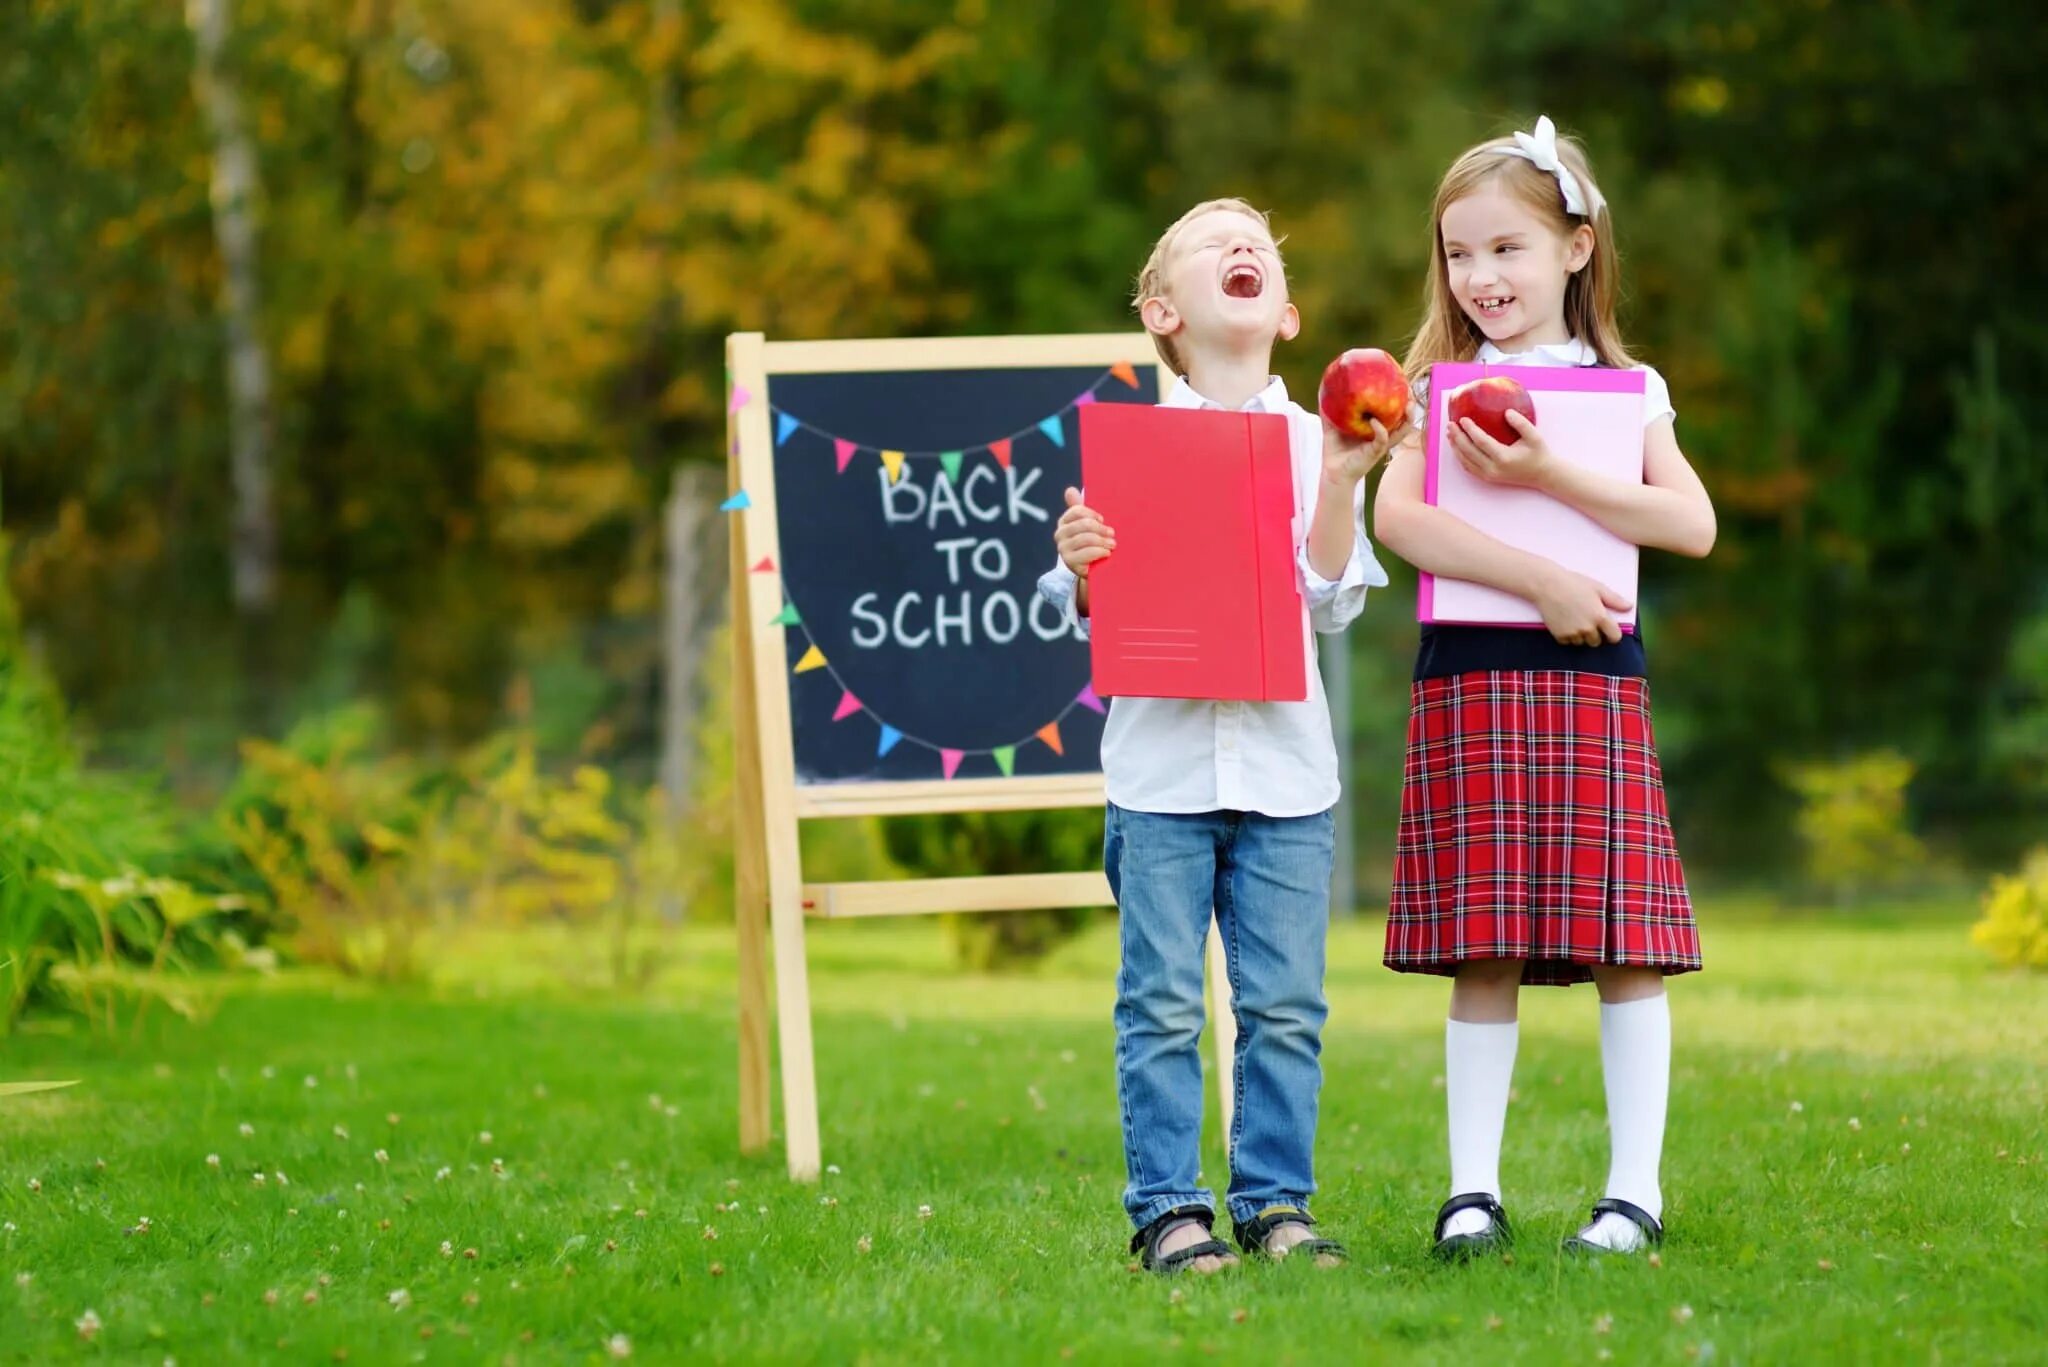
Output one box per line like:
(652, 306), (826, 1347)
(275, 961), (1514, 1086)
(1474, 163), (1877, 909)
(761, 360), (1160, 786)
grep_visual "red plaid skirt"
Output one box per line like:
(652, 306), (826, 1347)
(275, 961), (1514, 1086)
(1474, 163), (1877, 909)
(1385, 671), (1700, 987)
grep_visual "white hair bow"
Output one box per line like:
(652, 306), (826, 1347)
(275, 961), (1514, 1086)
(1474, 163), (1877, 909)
(1500, 115), (1602, 218)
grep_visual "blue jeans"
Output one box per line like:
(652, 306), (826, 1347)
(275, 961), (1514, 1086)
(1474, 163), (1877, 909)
(1104, 802), (1336, 1231)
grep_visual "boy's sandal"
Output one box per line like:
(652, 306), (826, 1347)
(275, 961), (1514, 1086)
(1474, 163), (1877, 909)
(1430, 1192), (1513, 1262)
(1130, 1204), (1239, 1275)
(1232, 1206), (1348, 1264)
(1561, 1197), (1664, 1256)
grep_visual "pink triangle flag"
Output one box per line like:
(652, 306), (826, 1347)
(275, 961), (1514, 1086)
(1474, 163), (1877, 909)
(1075, 390), (1098, 407)
(940, 749), (965, 780)
(1075, 683), (1106, 714)
(834, 438), (858, 473)
(832, 690), (863, 722)
(728, 385), (751, 412)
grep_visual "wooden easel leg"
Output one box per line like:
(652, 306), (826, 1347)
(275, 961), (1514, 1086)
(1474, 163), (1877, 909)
(768, 881), (821, 1181)
(736, 873), (772, 1153)
(1206, 920), (1237, 1153)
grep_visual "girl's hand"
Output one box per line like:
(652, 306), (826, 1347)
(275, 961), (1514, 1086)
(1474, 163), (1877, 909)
(1450, 409), (1556, 489)
(1055, 487), (1114, 578)
(1530, 563), (1633, 646)
(1322, 414), (1413, 486)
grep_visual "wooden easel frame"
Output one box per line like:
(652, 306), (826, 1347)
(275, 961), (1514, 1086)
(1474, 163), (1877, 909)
(726, 331), (1237, 1180)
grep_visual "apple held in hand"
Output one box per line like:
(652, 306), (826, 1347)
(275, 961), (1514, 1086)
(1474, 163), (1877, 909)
(1447, 377), (1537, 446)
(1318, 348), (1409, 439)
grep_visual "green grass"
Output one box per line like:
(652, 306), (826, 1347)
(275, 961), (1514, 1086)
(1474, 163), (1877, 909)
(3, 904), (2046, 1364)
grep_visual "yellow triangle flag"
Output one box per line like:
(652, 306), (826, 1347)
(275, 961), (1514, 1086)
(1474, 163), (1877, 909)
(880, 449), (906, 483)
(794, 645), (827, 674)
(1110, 360), (1140, 388)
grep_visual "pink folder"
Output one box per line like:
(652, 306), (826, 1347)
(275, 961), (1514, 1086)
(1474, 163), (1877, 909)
(1079, 403), (1308, 702)
(1420, 363), (1646, 630)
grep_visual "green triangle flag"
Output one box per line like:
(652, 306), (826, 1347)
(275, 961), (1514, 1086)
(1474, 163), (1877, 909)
(770, 603), (801, 627)
(939, 450), (964, 483)
(993, 746), (1016, 777)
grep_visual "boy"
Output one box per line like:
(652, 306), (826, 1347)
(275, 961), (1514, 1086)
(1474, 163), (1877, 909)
(1039, 199), (1405, 1273)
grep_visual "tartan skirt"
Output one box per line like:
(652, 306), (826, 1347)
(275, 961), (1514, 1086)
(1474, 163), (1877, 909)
(1385, 670), (1700, 987)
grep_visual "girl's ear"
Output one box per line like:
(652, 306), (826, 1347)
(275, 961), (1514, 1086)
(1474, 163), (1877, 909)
(1277, 302), (1301, 343)
(1140, 294), (1180, 343)
(1565, 223), (1596, 274)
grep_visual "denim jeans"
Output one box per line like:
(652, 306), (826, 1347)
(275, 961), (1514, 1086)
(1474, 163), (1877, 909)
(1104, 802), (1336, 1230)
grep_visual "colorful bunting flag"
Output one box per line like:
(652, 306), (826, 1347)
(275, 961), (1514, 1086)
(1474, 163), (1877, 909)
(770, 602), (801, 627)
(988, 438), (1013, 469)
(941, 749), (965, 780)
(880, 449), (906, 483)
(750, 556), (776, 573)
(877, 724), (903, 757)
(1075, 682), (1105, 714)
(1036, 721), (1064, 756)
(728, 385), (751, 412)
(1074, 390), (1098, 407)
(834, 438), (858, 473)
(832, 690), (863, 722)
(794, 645), (827, 674)
(1111, 360), (1140, 388)
(1037, 415), (1066, 448)
(993, 746), (1016, 777)
(775, 412), (800, 445)
(719, 491), (751, 512)
(939, 450), (964, 483)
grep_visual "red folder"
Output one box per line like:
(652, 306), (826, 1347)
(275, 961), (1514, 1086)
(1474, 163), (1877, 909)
(1078, 403), (1307, 702)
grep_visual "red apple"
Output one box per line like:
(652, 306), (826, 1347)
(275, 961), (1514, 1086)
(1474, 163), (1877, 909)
(1318, 347), (1409, 439)
(1447, 377), (1537, 446)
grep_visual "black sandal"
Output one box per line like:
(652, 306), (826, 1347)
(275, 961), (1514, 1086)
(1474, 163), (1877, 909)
(1232, 1205), (1347, 1265)
(1130, 1205), (1238, 1275)
(1561, 1197), (1664, 1256)
(1431, 1192), (1513, 1262)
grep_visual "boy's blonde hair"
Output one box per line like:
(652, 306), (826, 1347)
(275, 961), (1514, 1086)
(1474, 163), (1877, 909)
(1134, 197), (1278, 375)
(1404, 124), (1635, 384)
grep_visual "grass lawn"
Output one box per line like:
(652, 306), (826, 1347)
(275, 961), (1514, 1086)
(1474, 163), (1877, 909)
(3, 902), (2045, 1363)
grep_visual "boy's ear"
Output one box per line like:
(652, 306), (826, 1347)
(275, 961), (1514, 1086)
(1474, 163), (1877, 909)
(1139, 295), (1180, 343)
(1278, 302), (1301, 343)
(1566, 223), (1596, 274)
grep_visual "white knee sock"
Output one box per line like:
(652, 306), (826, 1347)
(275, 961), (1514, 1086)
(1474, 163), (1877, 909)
(1579, 993), (1671, 1252)
(1442, 1019), (1518, 1238)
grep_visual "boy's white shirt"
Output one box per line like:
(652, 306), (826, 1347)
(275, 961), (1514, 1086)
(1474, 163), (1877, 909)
(1036, 373), (1387, 818)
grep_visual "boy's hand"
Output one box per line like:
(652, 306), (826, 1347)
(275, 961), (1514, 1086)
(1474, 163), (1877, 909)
(1321, 414), (1412, 486)
(1531, 563), (1632, 646)
(1055, 487), (1115, 579)
(1450, 409), (1556, 489)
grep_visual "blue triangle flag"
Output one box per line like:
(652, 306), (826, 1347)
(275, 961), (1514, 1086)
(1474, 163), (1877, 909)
(718, 490), (751, 512)
(1037, 415), (1066, 448)
(775, 412), (799, 446)
(877, 724), (903, 757)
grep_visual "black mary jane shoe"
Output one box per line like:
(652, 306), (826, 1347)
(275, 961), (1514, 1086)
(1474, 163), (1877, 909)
(1430, 1192), (1513, 1262)
(1232, 1206), (1348, 1265)
(1561, 1197), (1664, 1256)
(1130, 1205), (1239, 1276)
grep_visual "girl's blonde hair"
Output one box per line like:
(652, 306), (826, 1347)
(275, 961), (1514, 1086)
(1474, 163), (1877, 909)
(1133, 197), (1277, 375)
(1404, 124), (1633, 384)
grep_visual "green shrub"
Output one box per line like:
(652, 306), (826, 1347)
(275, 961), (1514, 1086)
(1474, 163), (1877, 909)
(1971, 848), (2048, 971)
(1781, 749), (1929, 902)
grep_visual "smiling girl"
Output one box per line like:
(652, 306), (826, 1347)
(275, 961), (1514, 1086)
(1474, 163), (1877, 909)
(1372, 117), (1716, 1262)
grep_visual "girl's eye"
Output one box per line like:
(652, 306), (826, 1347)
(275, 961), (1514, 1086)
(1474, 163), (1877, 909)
(1497, 245), (1518, 255)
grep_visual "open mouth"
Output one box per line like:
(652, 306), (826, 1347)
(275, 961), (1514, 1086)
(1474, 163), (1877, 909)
(1222, 262), (1264, 299)
(1473, 295), (1514, 319)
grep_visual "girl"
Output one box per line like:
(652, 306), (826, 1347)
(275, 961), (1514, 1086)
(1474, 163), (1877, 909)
(1373, 116), (1716, 1259)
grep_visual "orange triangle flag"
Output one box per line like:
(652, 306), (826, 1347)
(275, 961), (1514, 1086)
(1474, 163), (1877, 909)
(1035, 721), (1064, 756)
(1111, 360), (1140, 388)
(794, 645), (827, 674)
